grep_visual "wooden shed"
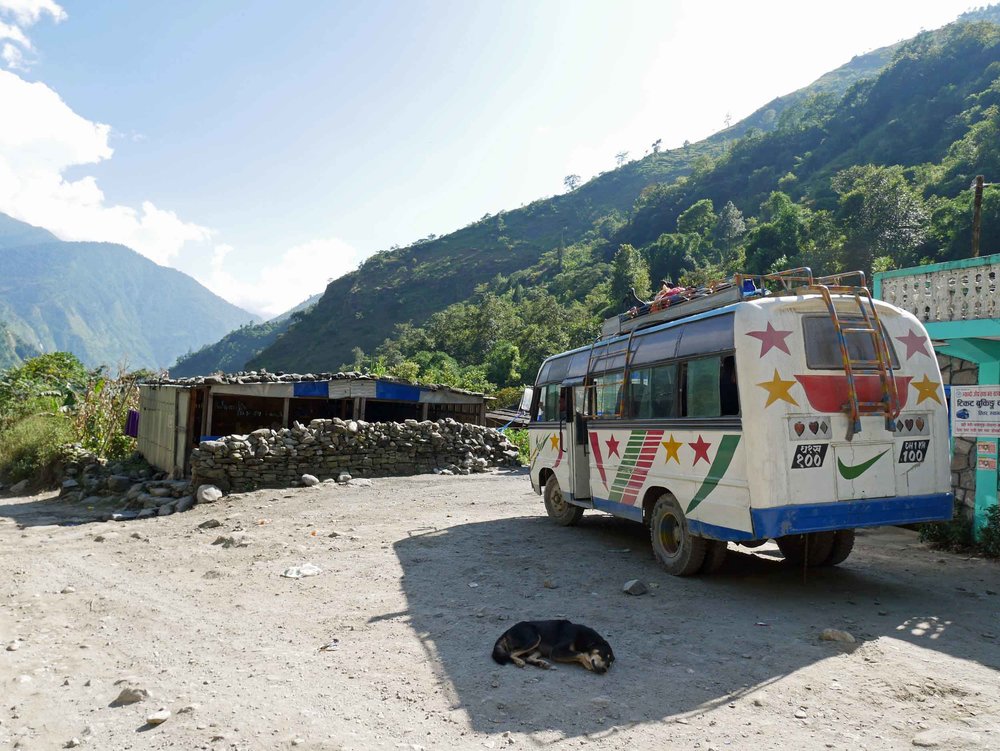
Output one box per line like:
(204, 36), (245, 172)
(137, 372), (488, 477)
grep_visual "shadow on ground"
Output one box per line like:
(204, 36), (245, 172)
(0, 492), (115, 528)
(390, 512), (1000, 738)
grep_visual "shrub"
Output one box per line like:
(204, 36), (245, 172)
(980, 504), (1000, 559)
(0, 413), (75, 486)
(503, 428), (529, 465)
(491, 385), (528, 410)
(919, 516), (974, 550)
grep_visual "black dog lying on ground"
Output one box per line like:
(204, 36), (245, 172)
(491, 620), (615, 674)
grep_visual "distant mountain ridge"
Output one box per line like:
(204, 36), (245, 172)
(169, 292), (322, 377)
(0, 213), (260, 370)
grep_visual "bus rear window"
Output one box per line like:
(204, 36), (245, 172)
(803, 317), (899, 370)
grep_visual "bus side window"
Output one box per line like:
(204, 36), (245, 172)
(684, 356), (722, 417)
(631, 364), (677, 418)
(536, 383), (561, 421)
(592, 371), (624, 418)
(720, 355), (740, 416)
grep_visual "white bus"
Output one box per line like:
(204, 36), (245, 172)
(528, 269), (952, 575)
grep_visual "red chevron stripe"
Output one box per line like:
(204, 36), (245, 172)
(620, 430), (664, 506)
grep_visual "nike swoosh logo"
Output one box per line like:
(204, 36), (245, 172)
(837, 449), (890, 480)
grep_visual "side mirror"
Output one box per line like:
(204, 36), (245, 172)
(519, 387), (534, 413)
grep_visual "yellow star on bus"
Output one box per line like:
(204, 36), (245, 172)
(549, 434), (559, 450)
(757, 369), (798, 407)
(912, 374), (942, 404)
(662, 434), (682, 464)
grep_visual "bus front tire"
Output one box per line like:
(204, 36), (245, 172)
(543, 477), (584, 526)
(650, 495), (706, 576)
(777, 532), (835, 566)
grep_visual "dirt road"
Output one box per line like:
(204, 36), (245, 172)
(1, 470), (998, 750)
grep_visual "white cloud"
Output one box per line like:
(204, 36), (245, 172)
(1, 41), (24, 69)
(200, 237), (360, 318)
(0, 0), (65, 27)
(0, 69), (211, 265)
(0, 20), (31, 46)
(0, 1), (63, 70)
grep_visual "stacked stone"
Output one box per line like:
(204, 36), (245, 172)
(58, 447), (195, 520)
(191, 417), (521, 492)
(938, 354), (980, 520)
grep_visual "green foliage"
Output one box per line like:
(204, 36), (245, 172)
(0, 352), (87, 432)
(609, 244), (651, 310)
(0, 413), (74, 485)
(0, 354), (140, 483)
(490, 385), (526, 409)
(70, 367), (141, 461)
(979, 504), (1000, 559)
(919, 515), (974, 549)
(502, 428), (529, 465)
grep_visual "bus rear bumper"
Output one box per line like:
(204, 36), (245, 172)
(750, 493), (954, 539)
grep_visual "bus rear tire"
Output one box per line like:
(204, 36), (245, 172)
(777, 532), (835, 567)
(650, 494), (706, 576)
(543, 477), (584, 526)
(700, 540), (728, 574)
(819, 529), (855, 566)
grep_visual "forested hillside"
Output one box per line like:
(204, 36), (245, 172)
(242, 38), (899, 376)
(0, 214), (259, 369)
(202, 8), (1000, 399)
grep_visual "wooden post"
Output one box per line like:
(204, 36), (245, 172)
(205, 390), (214, 438)
(972, 175), (984, 258)
(282, 398), (290, 428)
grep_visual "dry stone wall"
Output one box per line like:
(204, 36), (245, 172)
(938, 354), (980, 520)
(191, 417), (520, 492)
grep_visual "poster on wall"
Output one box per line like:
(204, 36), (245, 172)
(951, 386), (1000, 438)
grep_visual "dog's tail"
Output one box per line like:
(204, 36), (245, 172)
(491, 636), (512, 665)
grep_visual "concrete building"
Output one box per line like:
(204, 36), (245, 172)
(137, 372), (488, 477)
(875, 252), (999, 539)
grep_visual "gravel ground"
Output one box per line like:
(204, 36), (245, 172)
(1, 469), (998, 750)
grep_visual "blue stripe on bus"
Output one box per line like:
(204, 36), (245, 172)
(573, 492), (953, 541)
(750, 493), (953, 538)
(687, 519), (756, 541)
(590, 496), (643, 522)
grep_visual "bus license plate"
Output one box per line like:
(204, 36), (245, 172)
(898, 440), (929, 464)
(791, 444), (828, 469)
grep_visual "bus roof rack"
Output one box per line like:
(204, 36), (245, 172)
(599, 267), (872, 340)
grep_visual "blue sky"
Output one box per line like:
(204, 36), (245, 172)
(0, 0), (983, 316)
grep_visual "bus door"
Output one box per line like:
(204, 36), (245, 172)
(562, 382), (592, 503)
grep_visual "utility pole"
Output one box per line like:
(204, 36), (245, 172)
(972, 175), (984, 258)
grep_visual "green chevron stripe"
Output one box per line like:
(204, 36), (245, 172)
(686, 435), (741, 514)
(608, 431), (646, 503)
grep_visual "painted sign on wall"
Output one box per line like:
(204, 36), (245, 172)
(951, 386), (1000, 437)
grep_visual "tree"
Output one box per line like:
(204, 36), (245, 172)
(715, 200), (746, 254)
(564, 174), (581, 192)
(677, 199), (717, 240)
(615, 151), (629, 167)
(832, 165), (929, 271)
(609, 244), (651, 312)
(743, 192), (809, 273)
(651, 138), (662, 154)
(485, 341), (522, 388)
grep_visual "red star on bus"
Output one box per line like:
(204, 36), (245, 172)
(746, 322), (792, 357)
(605, 435), (621, 457)
(896, 328), (930, 360)
(689, 435), (712, 465)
